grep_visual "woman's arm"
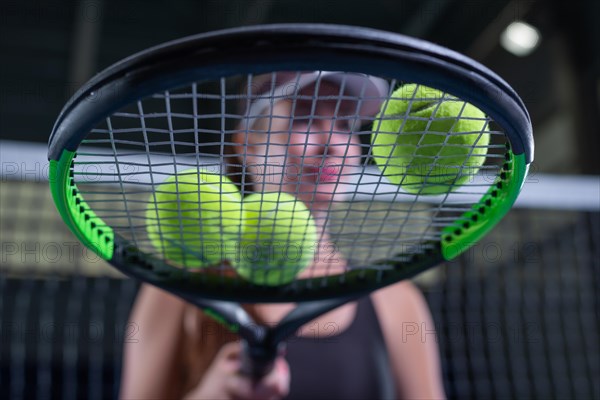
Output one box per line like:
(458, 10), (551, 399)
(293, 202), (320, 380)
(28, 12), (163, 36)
(120, 284), (291, 400)
(372, 281), (446, 400)
(120, 284), (188, 399)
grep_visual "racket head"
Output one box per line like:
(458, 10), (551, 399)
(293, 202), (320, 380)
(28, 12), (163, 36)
(48, 24), (533, 303)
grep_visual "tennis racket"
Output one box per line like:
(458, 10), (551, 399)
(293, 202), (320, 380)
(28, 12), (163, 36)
(48, 24), (533, 380)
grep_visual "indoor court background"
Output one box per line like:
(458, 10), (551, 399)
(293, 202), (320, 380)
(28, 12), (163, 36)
(1, 0), (599, 399)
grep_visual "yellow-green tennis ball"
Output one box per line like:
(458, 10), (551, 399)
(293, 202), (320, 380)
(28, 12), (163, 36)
(371, 84), (490, 194)
(235, 192), (317, 286)
(145, 169), (242, 268)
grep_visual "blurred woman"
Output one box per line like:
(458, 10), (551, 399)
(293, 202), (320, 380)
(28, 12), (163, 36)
(120, 72), (446, 400)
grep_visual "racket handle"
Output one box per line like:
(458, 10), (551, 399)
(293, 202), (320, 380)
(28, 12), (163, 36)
(239, 339), (286, 382)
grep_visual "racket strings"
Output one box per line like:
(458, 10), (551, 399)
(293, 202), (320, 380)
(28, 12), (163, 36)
(73, 70), (507, 284)
(301, 71), (370, 280)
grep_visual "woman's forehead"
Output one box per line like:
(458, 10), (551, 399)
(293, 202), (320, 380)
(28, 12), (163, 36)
(298, 79), (344, 95)
(295, 82), (359, 115)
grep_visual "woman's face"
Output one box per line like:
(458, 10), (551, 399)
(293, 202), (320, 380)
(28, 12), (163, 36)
(233, 81), (362, 210)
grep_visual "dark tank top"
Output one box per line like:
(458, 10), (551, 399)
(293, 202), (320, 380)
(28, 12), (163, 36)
(284, 296), (397, 399)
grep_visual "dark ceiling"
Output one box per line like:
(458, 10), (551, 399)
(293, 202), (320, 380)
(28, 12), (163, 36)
(1, 0), (598, 173)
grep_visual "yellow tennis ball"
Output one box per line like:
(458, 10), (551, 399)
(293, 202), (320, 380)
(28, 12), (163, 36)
(371, 84), (490, 194)
(145, 168), (242, 268)
(235, 192), (318, 286)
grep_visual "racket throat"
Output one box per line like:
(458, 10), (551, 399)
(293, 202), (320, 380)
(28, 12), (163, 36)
(237, 295), (355, 381)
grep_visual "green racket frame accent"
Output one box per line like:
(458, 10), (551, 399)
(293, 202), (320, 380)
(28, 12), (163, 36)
(49, 150), (115, 260)
(441, 146), (527, 260)
(204, 308), (240, 333)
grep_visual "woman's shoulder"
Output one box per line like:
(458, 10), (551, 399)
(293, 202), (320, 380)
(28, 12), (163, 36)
(370, 280), (428, 326)
(371, 279), (421, 303)
(134, 284), (188, 312)
(130, 284), (188, 334)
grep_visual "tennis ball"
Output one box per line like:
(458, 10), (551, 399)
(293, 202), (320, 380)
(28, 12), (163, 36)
(371, 84), (490, 194)
(145, 169), (242, 268)
(235, 192), (318, 286)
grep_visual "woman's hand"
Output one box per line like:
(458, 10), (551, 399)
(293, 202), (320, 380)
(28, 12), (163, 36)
(185, 341), (290, 400)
